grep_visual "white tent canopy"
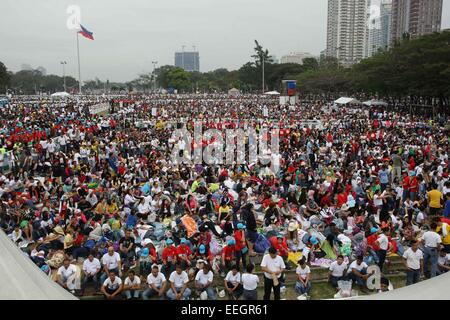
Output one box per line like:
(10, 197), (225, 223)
(0, 230), (78, 300)
(334, 97), (361, 105)
(264, 91), (280, 96)
(51, 92), (71, 98)
(363, 99), (388, 107)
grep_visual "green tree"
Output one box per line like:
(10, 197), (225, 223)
(0, 62), (11, 91)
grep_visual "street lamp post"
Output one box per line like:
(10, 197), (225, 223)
(60, 61), (67, 92)
(152, 61), (158, 92)
(262, 55), (265, 94)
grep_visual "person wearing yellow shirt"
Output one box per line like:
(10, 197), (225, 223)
(436, 219), (450, 253)
(428, 184), (443, 216)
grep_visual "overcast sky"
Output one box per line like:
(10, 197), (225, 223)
(1, 0), (450, 82)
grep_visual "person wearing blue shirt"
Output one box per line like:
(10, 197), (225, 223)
(378, 165), (390, 191)
(444, 193), (450, 218)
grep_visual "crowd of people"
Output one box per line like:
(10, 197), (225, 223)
(1, 93), (449, 300)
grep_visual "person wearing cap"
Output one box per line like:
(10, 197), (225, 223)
(269, 234), (290, 268)
(234, 223), (248, 269)
(101, 271), (123, 300)
(328, 255), (348, 290)
(167, 263), (191, 300)
(224, 264), (243, 300)
(176, 238), (194, 269)
(143, 264), (167, 300)
(81, 252), (101, 294)
(221, 239), (237, 274)
(195, 263), (216, 300)
(260, 247), (286, 300)
(162, 238), (177, 276)
(195, 244), (214, 265)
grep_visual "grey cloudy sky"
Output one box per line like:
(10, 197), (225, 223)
(1, 0), (450, 82)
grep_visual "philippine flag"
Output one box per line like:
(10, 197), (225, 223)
(78, 24), (94, 40)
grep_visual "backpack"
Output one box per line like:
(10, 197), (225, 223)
(254, 234), (271, 254)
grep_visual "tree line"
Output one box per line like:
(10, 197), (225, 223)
(1, 31), (449, 106)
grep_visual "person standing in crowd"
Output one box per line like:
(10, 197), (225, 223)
(261, 247), (286, 300)
(422, 222), (442, 278)
(403, 240), (423, 286)
(374, 227), (391, 272)
(242, 263), (259, 300)
(427, 184), (443, 216)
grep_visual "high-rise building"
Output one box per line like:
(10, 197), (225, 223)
(174, 51), (200, 72)
(390, 0), (443, 44)
(280, 52), (315, 65)
(326, 0), (369, 67)
(366, 0), (393, 58)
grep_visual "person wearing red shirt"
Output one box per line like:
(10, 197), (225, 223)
(233, 223), (248, 269)
(162, 239), (177, 276)
(337, 189), (348, 208)
(269, 234), (289, 260)
(221, 239), (237, 273)
(408, 172), (418, 201)
(402, 172), (410, 201)
(176, 238), (194, 269)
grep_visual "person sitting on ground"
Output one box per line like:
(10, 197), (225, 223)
(176, 238), (194, 270)
(221, 239), (237, 275)
(328, 255), (348, 290)
(438, 249), (450, 274)
(194, 263), (216, 300)
(161, 238), (177, 276)
(57, 258), (79, 294)
(224, 264), (243, 300)
(295, 257), (312, 297)
(122, 270), (141, 300)
(347, 255), (372, 289)
(142, 265), (167, 300)
(81, 252), (101, 294)
(101, 271), (123, 300)
(167, 263), (191, 300)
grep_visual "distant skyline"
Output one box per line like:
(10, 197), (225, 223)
(1, 0), (450, 82)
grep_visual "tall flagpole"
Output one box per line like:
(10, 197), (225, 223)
(76, 31), (82, 94)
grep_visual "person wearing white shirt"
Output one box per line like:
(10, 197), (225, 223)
(438, 249), (450, 274)
(167, 264), (191, 300)
(422, 222), (442, 278)
(295, 257), (312, 296)
(101, 271), (123, 300)
(260, 247), (286, 300)
(241, 263), (259, 300)
(57, 259), (79, 292)
(402, 241), (423, 285)
(82, 254), (101, 292)
(328, 255), (348, 289)
(347, 256), (372, 287)
(375, 228), (391, 271)
(224, 265), (243, 300)
(123, 270), (141, 300)
(143, 265), (167, 300)
(195, 264), (216, 300)
(100, 247), (122, 284)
